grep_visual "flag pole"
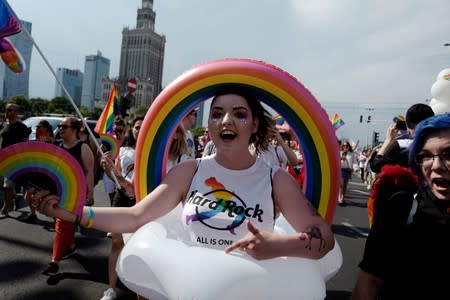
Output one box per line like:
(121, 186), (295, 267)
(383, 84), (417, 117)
(6, 1), (121, 187)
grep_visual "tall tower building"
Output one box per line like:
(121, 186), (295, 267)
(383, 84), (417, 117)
(0, 20), (32, 99)
(81, 51), (110, 109)
(118, 0), (165, 108)
(54, 68), (83, 106)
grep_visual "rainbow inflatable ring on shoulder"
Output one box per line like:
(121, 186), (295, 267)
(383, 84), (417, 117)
(119, 58), (342, 300)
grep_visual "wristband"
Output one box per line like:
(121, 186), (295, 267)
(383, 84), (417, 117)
(85, 206), (95, 228)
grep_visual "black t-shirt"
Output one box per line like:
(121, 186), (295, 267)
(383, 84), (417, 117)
(1, 121), (31, 148)
(359, 188), (450, 299)
(369, 139), (410, 173)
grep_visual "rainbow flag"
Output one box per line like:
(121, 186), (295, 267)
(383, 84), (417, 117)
(272, 114), (285, 125)
(0, 0), (21, 39)
(330, 113), (345, 130)
(94, 85), (121, 134)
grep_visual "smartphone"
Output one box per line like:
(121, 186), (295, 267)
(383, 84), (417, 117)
(395, 120), (407, 130)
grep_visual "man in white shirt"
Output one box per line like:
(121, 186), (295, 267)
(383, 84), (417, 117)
(182, 109), (198, 159)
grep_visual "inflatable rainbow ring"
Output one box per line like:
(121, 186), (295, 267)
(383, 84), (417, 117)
(135, 58), (340, 223)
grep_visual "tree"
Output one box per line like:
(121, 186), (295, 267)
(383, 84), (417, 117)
(10, 95), (31, 112)
(29, 98), (50, 115)
(50, 97), (75, 114)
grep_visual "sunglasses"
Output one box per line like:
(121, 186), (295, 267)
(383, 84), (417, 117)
(6, 108), (14, 112)
(57, 124), (71, 130)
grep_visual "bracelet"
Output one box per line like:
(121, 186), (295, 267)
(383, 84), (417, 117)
(85, 206), (95, 228)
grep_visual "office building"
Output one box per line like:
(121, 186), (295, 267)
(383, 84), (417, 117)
(81, 51), (110, 110)
(54, 68), (83, 106)
(0, 20), (32, 99)
(118, 0), (165, 108)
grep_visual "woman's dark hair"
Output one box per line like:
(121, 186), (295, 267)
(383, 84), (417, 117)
(65, 117), (83, 138)
(409, 113), (450, 177)
(211, 86), (272, 154)
(38, 119), (54, 138)
(124, 115), (144, 147)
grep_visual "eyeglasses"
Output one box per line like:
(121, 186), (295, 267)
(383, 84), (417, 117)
(414, 152), (450, 168)
(57, 124), (71, 130)
(5, 108), (14, 112)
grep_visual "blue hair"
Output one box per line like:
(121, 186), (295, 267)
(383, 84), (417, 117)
(408, 113), (450, 177)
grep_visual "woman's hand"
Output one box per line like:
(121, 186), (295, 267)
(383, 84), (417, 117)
(225, 221), (282, 260)
(26, 190), (60, 217)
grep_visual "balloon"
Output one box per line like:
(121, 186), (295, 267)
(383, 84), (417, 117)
(436, 68), (450, 81)
(117, 207), (343, 300)
(430, 79), (450, 101)
(429, 98), (450, 115)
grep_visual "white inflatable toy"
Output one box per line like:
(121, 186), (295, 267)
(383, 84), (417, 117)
(430, 68), (450, 114)
(117, 59), (343, 299)
(117, 205), (342, 300)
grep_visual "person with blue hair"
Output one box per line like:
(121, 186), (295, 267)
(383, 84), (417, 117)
(352, 113), (450, 299)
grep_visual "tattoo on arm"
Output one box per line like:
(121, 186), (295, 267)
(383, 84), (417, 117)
(299, 226), (326, 251)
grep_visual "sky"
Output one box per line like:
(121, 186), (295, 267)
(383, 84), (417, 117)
(8, 0), (450, 145)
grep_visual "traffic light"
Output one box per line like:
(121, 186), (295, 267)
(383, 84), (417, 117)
(367, 115), (372, 123)
(372, 131), (380, 146)
(359, 115), (363, 123)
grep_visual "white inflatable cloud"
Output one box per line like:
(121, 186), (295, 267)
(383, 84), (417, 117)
(117, 205), (342, 300)
(430, 68), (450, 114)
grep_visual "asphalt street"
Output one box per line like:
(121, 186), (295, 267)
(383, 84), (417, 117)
(0, 175), (370, 300)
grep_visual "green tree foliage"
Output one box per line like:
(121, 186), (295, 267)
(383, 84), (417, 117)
(30, 98), (50, 115)
(51, 97), (75, 114)
(10, 95), (31, 112)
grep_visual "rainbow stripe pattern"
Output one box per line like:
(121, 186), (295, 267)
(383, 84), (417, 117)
(330, 113), (345, 130)
(272, 114), (285, 125)
(0, 37), (25, 73)
(135, 58), (340, 224)
(97, 133), (120, 160)
(95, 84), (120, 134)
(0, 142), (87, 216)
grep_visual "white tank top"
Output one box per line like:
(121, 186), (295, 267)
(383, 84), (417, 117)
(182, 156), (276, 250)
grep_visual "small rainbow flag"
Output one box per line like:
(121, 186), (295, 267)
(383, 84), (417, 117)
(94, 84), (121, 134)
(330, 113), (345, 130)
(272, 114), (285, 125)
(0, 0), (21, 39)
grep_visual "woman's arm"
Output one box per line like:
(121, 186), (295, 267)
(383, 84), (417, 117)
(225, 170), (334, 260)
(32, 160), (199, 234)
(81, 143), (95, 205)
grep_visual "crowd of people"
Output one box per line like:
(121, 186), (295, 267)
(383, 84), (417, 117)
(1, 93), (449, 299)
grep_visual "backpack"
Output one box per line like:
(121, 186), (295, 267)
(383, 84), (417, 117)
(367, 164), (419, 227)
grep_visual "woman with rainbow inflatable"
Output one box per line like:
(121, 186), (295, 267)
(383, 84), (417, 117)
(33, 85), (334, 257)
(31, 87), (334, 291)
(29, 59), (342, 299)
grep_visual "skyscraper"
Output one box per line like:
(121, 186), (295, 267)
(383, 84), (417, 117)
(118, 0), (165, 108)
(0, 20), (32, 99)
(54, 68), (83, 106)
(81, 51), (110, 110)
